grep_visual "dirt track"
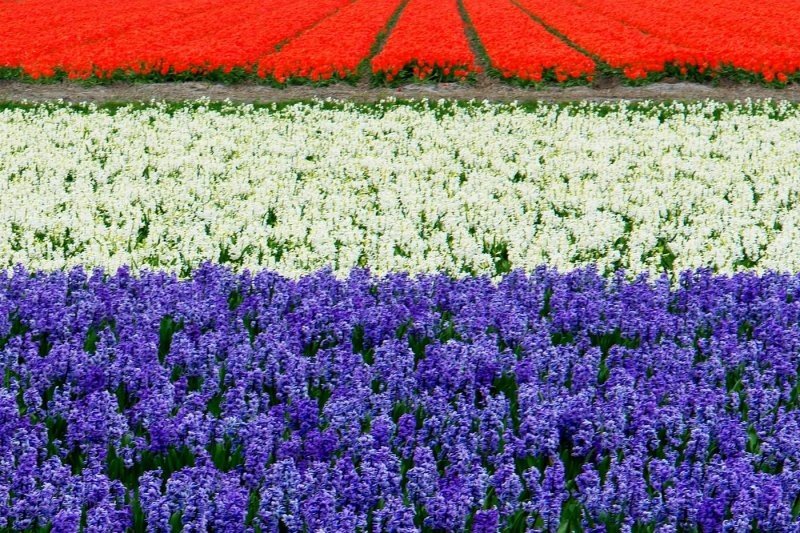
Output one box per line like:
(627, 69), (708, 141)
(3, 78), (800, 104)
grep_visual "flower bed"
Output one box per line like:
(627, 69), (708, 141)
(370, 0), (477, 82)
(4, 98), (800, 530)
(3, 265), (800, 530)
(257, 0), (404, 83)
(2, 100), (800, 277)
(1, 0), (799, 83)
(462, 0), (595, 83)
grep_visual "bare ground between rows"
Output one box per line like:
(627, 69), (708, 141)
(3, 77), (800, 104)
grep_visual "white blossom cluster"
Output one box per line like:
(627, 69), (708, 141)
(2, 99), (800, 278)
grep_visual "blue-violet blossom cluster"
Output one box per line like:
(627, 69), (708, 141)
(2, 264), (800, 531)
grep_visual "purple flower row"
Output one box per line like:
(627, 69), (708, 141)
(2, 264), (800, 531)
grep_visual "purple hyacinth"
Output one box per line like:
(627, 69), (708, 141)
(0, 264), (799, 530)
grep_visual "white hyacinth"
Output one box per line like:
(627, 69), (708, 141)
(1, 99), (799, 278)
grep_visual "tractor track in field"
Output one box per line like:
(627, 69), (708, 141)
(3, 77), (800, 104)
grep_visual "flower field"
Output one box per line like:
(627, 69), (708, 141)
(5, 264), (800, 531)
(2, 0), (800, 84)
(3, 100), (800, 278)
(3, 98), (800, 530)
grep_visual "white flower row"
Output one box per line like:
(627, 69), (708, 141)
(1, 99), (800, 277)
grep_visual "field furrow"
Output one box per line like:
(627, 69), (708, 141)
(574, 0), (800, 81)
(462, 0), (594, 82)
(514, 0), (703, 79)
(257, 0), (405, 82)
(371, 0), (476, 82)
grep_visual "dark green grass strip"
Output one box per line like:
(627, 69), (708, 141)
(0, 98), (797, 121)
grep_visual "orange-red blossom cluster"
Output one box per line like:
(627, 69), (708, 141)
(258, 0), (403, 83)
(463, 0), (594, 82)
(0, 0), (799, 83)
(371, 0), (477, 82)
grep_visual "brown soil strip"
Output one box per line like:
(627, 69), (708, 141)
(2, 78), (800, 104)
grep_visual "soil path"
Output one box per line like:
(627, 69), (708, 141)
(3, 78), (800, 104)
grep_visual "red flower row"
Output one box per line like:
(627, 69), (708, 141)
(561, 0), (800, 81)
(463, 0), (594, 82)
(6, 0), (352, 79)
(514, 0), (704, 80)
(259, 0), (404, 82)
(371, 0), (477, 82)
